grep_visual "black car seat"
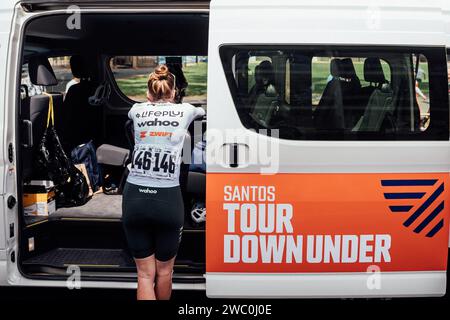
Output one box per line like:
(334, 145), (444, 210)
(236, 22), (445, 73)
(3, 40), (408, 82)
(248, 61), (280, 127)
(314, 59), (345, 130)
(353, 84), (394, 132)
(340, 58), (360, 83)
(353, 59), (394, 132)
(167, 63), (188, 103)
(339, 58), (363, 128)
(62, 55), (100, 151)
(360, 58), (387, 107)
(247, 61), (275, 112)
(21, 56), (64, 182)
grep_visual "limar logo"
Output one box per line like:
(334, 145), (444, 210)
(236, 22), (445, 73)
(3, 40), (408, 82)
(382, 179), (445, 238)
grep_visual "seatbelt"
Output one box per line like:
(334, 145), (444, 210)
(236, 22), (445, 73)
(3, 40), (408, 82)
(43, 92), (55, 127)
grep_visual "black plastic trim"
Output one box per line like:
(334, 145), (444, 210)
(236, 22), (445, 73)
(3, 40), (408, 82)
(21, 0), (210, 12)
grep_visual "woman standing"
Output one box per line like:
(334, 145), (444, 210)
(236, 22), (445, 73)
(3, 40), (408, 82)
(122, 65), (205, 300)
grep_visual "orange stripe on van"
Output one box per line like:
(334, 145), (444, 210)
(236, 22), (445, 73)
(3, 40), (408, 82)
(206, 173), (450, 273)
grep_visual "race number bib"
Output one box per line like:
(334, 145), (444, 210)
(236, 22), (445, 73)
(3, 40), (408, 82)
(130, 144), (180, 180)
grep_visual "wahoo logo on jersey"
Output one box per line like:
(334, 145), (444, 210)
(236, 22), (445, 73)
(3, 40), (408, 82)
(137, 118), (180, 127)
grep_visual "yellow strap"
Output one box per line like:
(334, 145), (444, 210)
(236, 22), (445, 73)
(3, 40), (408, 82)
(43, 92), (54, 127)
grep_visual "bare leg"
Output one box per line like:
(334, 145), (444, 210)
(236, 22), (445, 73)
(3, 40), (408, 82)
(155, 257), (176, 300)
(134, 255), (156, 300)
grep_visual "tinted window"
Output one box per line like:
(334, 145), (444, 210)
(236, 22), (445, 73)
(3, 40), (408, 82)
(220, 46), (449, 140)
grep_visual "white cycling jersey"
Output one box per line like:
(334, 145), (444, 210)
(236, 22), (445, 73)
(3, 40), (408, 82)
(127, 102), (205, 188)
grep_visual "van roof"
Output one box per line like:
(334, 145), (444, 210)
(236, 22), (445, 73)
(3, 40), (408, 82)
(9, 0), (450, 48)
(210, 0), (448, 47)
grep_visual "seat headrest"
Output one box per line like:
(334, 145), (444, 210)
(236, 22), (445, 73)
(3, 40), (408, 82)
(364, 57), (386, 84)
(28, 56), (57, 86)
(330, 59), (341, 78)
(70, 55), (89, 79)
(340, 58), (357, 80)
(255, 60), (274, 86)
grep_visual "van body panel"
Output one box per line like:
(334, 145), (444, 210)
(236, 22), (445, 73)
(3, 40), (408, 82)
(206, 272), (446, 298)
(0, 1), (17, 262)
(1, 3), (27, 286)
(5, 260), (206, 289)
(206, 0), (450, 297)
(207, 139), (450, 174)
(209, 0), (446, 47)
(444, 1), (450, 47)
(0, 260), (7, 285)
(206, 1), (450, 175)
(443, 0), (450, 249)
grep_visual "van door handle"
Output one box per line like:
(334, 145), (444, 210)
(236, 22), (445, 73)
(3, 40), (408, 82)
(230, 143), (239, 168)
(224, 143), (249, 168)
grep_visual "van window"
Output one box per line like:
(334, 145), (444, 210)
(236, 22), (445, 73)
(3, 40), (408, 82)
(21, 63), (42, 97)
(110, 56), (207, 104)
(220, 46), (449, 140)
(21, 56), (72, 97)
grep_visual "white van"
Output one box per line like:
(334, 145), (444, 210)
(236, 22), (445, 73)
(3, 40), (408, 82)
(0, 0), (449, 298)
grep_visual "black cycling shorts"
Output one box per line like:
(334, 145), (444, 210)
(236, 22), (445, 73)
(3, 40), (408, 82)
(122, 182), (184, 261)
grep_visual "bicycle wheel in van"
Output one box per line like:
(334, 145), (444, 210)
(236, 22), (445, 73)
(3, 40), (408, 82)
(205, 0), (450, 298)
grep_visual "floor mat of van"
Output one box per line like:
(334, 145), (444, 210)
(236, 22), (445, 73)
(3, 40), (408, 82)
(22, 248), (205, 273)
(22, 248), (134, 269)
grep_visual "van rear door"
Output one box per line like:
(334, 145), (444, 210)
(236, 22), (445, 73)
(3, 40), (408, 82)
(0, 0), (20, 285)
(206, 0), (450, 298)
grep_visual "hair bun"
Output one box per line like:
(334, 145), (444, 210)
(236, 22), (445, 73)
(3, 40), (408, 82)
(147, 64), (176, 101)
(152, 64), (170, 81)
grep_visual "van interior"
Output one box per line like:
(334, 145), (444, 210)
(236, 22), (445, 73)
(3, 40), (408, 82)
(18, 13), (208, 283)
